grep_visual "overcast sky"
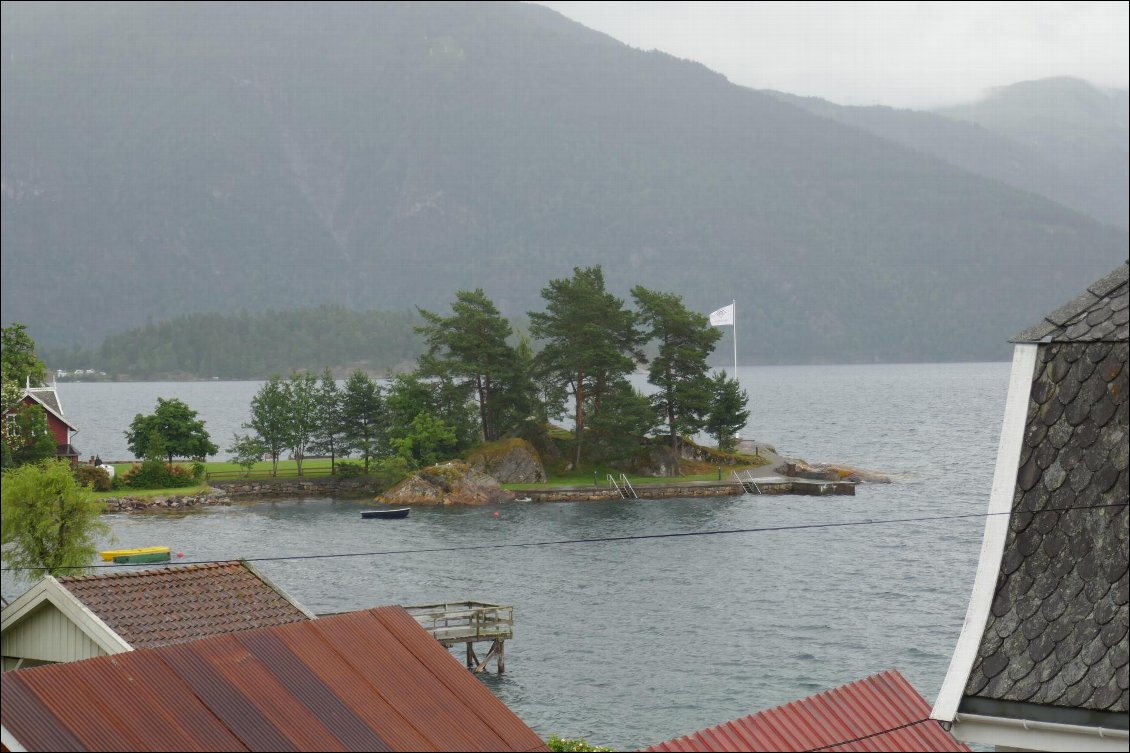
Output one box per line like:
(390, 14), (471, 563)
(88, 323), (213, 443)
(533, 1), (1129, 109)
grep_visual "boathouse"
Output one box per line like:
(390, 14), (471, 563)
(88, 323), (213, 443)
(0, 606), (549, 752)
(641, 669), (969, 751)
(1, 561), (314, 671)
(931, 262), (1128, 751)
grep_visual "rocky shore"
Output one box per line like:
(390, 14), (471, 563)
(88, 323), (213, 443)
(98, 438), (888, 513)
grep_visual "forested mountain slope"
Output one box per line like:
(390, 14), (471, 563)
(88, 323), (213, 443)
(2, 2), (1125, 363)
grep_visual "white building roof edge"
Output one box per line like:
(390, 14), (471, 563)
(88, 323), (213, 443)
(931, 343), (1038, 721)
(952, 712), (1129, 752)
(1, 576), (133, 656)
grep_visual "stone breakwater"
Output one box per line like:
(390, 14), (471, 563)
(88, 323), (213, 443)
(99, 475), (389, 513)
(101, 492), (231, 512)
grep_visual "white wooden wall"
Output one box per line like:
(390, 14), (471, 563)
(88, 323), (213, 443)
(1, 602), (108, 669)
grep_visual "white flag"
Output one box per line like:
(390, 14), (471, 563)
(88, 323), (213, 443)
(709, 303), (734, 327)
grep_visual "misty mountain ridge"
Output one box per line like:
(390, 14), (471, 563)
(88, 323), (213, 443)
(765, 77), (1128, 229)
(2, 2), (1126, 366)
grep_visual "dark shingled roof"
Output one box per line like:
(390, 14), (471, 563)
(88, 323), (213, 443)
(24, 386), (63, 417)
(59, 561), (312, 649)
(1014, 261), (1129, 343)
(963, 264), (1129, 716)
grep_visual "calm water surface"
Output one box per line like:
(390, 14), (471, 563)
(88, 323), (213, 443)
(4, 363), (1010, 749)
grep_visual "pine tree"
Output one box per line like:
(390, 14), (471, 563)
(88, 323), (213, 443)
(706, 371), (751, 452)
(632, 286), (721, 452)
(529, 266), (644, 468)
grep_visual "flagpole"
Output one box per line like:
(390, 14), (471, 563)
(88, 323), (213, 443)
(732, 298), (738, 382)
(732, 298), (739, 441)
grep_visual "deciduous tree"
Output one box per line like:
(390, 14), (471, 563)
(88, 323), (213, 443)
(247, 376), (293, 476)
(1, 460), (109, 577)
(8, 404), (59, 467)
(286, 371), (320, 476)
(312, 368), (346, 473)
(1, 323), (48, 388)
(124, 397), (219, 463)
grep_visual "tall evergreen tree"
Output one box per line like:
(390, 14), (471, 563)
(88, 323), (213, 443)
(341, 370), (386, 472)
(705, 371), (751, 452)
(529, 266), (644, 468)
(246, 375), (294, 476)
(312, 368), (346, 473)
(632, 286), (722, 452)
(417, 290), (520, 442)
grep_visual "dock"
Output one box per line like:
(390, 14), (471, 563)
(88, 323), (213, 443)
(404, 601), (513, 674)
(521, 477), (856, 502)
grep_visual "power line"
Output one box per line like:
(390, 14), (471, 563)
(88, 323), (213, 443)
(2, 502), (1124, 573)
(802, 717), (934, 751)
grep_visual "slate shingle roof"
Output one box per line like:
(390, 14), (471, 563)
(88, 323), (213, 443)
(963, 262), (1129, 715)
(1014, 262), (1129, 344)
(24, 387), (63, 417)
(59, 561), (311, 649)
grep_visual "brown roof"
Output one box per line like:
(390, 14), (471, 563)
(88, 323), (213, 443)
(58, 561), (311, 649)
(1, 606), (548, 752)
(641, 670), (969, 752)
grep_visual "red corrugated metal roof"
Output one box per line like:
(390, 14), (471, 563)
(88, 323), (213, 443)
(58, 561), (311, 649)
(640, 670), (969, 752)
(1, 606), (549, 752)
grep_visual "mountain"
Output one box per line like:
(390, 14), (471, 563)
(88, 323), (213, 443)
(2, 2), (1126, 364)
(766, 78), (1129, 229)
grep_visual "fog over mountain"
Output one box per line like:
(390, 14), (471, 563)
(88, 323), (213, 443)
(2, 2), (1126, 365)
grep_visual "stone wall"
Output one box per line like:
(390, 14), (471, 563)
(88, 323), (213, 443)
(211, 475), (387, 498)
(100, 475), (387, 513)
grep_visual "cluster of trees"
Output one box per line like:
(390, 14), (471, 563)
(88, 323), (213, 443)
(232, 267), (751, 477)
(44, 306), (424, 380)
(234, 368), (482, 478)
(1, 323), (58, 469)
(2, 324), (107, 576)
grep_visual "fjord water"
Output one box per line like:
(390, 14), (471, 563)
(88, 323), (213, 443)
(4, 363), (1010, 749)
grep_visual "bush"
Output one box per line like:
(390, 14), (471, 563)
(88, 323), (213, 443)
(121, 460), (200, 489)
(546, 736), (613, 752)
(73, 465), (112, 492)
(336, 461), (364, 478)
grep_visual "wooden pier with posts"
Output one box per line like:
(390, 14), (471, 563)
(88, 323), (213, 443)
(404, 601), (513, 674)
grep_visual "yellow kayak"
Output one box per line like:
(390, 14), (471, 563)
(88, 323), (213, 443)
(99, 546), (171, 562)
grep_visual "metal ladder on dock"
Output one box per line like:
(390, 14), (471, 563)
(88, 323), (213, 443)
(608, 473), (638, 499)
(732, 470), (763, 495)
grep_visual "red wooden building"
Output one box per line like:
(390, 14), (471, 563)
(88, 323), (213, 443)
(10, 381), (80, 461)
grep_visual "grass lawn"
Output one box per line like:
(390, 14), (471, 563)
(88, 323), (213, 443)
(98, 455), (767, 496)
